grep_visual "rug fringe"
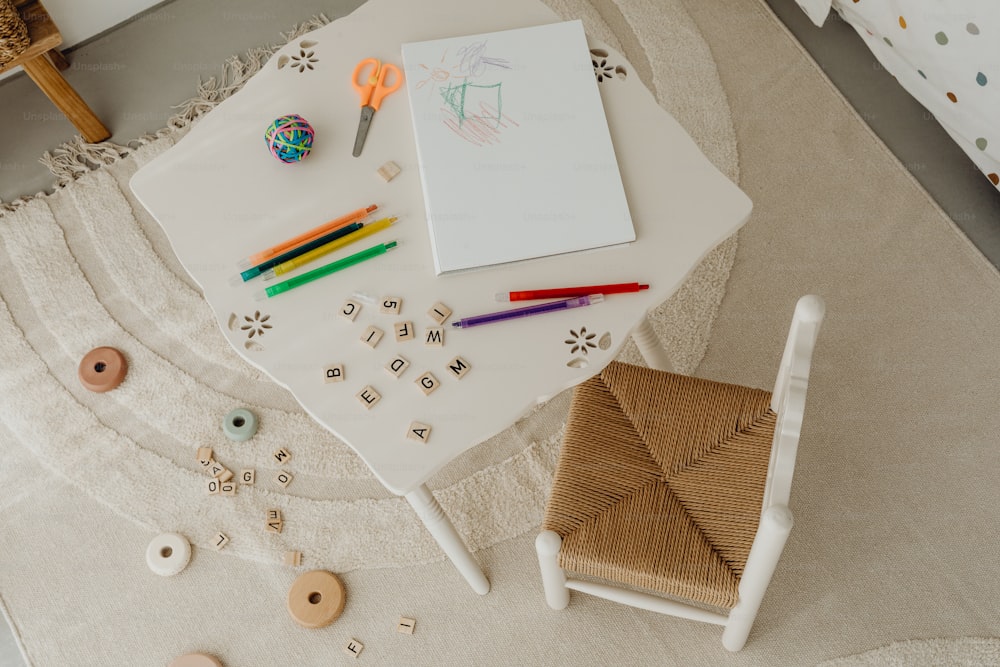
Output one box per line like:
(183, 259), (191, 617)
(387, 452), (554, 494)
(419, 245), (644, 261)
(0, 13), (330, 213)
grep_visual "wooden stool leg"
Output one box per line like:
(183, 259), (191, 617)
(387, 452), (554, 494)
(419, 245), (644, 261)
(21, 54), (110, 143)
(46, 48), (69, 71)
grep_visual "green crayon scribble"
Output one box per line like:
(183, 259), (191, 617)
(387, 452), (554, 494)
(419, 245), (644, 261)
(440, 80), (503, 128)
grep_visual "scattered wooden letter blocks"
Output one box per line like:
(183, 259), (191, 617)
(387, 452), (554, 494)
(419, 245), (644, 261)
(241, 469), (256, 485)
(196, 447), (213, 467)
(385, 355), (410, 378)
(324, 364), (345, 383)
(207, 478), (221, 495)
(360, 325), (384, 348)
(343, 639), (364, 658)
(275, 470), (294, 488)
(415, 372), (440, 396)
(380, 296), (402, 314)
(377, 160), (401, 182)
(424, 327), (444, 347)
(397, 617), (416, 634)
(273, 447), (292, 465)
(356, 385), (382, 409)
(407, 422), (431, 443)
(220, 480), (236, 496)
(394, 321), (415, 342)
(446, 356), (471, 380)
(283, 551), (302, 567)
(341, 299), (362, 321)
(213, 532), (229, 550)
(427, 302), (452, 325)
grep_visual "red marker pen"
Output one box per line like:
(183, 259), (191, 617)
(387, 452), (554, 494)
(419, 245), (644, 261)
(496, 282), (649, 301)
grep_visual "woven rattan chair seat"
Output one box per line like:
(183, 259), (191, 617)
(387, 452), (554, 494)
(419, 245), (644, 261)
(542, 361), (777, 609)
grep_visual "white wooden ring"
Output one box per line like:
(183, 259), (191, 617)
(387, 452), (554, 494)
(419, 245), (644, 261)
(146, 532), (191, 576)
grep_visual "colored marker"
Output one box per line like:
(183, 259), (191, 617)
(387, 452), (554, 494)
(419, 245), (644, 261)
(238, 204), (378, 268)
(452, 294), (604, 329)
(236, 222), (363, 282)
(261, 216), (397, 281)
(255, 241), (398, 299)
(495, 282), (649, 302)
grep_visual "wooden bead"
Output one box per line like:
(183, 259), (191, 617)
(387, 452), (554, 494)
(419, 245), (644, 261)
(287, 570), (347, 629)
(78, 347), (127, 392)
(168, 654), (223, 667)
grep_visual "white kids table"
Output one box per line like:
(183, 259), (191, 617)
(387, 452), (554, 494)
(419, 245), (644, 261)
(130, 0), (752, 594)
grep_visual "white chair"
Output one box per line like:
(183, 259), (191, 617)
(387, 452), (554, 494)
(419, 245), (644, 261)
(536, 295), (825, 651)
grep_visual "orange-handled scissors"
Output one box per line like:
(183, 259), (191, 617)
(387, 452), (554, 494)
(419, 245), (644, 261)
(351, 57), (403, 157)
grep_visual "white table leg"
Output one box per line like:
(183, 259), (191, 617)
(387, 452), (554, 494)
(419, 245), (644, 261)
(632, 314), (675, 372)
(405, 484), (490, 595)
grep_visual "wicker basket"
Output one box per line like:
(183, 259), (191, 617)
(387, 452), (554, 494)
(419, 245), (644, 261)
(0, 0), (29, 67)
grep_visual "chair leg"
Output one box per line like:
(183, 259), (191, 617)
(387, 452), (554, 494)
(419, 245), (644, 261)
(21, 53), (110, 143)
(535, 530), (570, 609)
(721, 505), (794, 651)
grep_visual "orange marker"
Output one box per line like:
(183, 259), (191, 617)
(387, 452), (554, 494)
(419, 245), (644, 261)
(239, 204), (378, 268)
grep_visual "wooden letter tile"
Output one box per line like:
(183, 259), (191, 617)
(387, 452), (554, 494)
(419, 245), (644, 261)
(394, 321), (415, 342)
(380, 296), (402, 314)
(446, 356), (471, 380)
(265, 519), (283, 534)
(340, 299), (362, 321)
(266, 508), (282, 523)
(385, 354), (410, 378)
(397, 617), (416, 634)
(207, 460), (226, 478)
(424, 327), (444, 347)
(360, 325), (385, 348)
(427, 302), (452, 325)
(343, 639), (364, 658)
(220, 480), (236, 496)
(207, 478), (220, 495)
(355, 385), (382, 409)
(275, 470), (294, 488)
(283, 551), (302, 567)
(213, 532), (229, 550)
(272, 447), (292, 465)
(324, 364), (345, 383)
(407, 422), (432, 443)
(218, 468), (234, 483)
(196, 447), (213, 466)
(415, 372), (440, 396)
(241, 469), (256, 485)
(377, 160), (401, 182)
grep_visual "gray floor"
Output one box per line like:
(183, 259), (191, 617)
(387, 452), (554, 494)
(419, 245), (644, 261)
(0, 0), (997, 663)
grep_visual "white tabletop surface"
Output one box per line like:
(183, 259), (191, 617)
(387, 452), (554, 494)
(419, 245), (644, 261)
(130, 0), (751, 495)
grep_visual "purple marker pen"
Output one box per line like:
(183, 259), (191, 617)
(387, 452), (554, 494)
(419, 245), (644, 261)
(451, 294), (605, 329)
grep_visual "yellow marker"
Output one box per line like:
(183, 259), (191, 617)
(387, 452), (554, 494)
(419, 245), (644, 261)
(262, 216), (397, 280)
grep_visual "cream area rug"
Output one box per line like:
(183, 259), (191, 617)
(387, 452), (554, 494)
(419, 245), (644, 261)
(3, 0), (1000, 665)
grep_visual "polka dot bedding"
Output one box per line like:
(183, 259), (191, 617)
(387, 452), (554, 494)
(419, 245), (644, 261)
(796, 0), (999, 191)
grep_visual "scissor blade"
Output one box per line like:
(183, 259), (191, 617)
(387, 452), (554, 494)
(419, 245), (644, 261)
(352, 106), (375, 157)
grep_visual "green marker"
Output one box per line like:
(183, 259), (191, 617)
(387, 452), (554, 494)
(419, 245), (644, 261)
(256, 240), (397, 299)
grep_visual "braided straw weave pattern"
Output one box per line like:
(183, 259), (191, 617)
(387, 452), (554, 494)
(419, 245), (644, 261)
(0, 0), (28, 66)
(542, 361), (777, 609)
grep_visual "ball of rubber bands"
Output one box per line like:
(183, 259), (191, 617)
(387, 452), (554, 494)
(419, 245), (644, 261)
(265, 114), (315, 163)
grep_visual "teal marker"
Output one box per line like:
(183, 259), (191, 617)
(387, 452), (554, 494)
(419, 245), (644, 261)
(256, 241), (397, 299)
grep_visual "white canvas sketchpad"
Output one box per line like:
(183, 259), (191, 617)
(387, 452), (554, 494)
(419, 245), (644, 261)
(402, 20), (635, 274)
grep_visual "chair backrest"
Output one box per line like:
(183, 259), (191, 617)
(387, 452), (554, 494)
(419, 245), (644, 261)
(761, 295), (825, 512)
